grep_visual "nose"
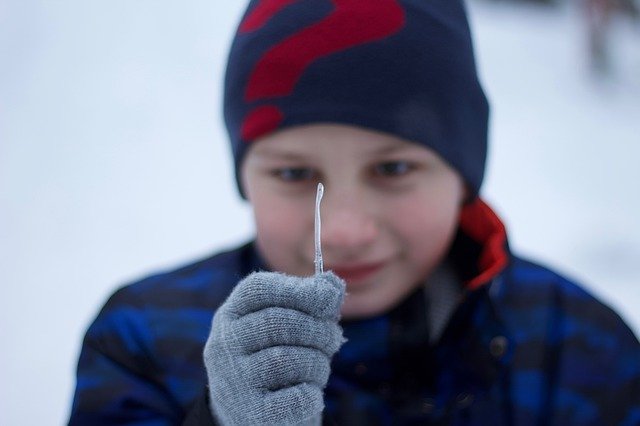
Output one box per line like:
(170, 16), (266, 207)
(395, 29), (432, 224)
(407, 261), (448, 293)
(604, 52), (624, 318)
(320, 187), (378, 252)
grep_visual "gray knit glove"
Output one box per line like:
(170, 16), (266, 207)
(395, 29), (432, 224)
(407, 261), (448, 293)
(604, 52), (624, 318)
(203, 271), (346, 426)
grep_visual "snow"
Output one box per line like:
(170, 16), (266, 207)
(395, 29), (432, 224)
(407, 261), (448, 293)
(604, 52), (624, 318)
(469, 0), (640, 334)
(1, 1), (638, 424)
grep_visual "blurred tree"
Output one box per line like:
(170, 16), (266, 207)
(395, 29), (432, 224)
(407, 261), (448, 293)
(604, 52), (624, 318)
(584, 0), (638, 75)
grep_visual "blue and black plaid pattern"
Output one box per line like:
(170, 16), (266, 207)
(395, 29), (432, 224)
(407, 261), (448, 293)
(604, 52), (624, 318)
(70, 242), (640, 425)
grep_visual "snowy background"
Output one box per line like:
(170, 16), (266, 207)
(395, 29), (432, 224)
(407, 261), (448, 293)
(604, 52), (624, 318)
(1, 0), (639, 424)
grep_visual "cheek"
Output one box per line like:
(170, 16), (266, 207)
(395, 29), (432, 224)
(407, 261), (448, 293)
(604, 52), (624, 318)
(392, 190), (461, 264)
(253, 201), (294, 238)
(252, 197), (313, 274)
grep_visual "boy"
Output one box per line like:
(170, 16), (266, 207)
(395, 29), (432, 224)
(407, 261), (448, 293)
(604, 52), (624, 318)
(69, 0), (640, 424)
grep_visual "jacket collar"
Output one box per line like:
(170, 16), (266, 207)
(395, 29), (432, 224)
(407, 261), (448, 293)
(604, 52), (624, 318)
(458, 198), (509, 290)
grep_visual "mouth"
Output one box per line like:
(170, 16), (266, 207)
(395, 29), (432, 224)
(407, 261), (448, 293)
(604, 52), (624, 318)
(328, 261), (386, 284)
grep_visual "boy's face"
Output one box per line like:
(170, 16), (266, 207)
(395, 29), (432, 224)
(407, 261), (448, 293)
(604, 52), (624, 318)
(241, 124), (465, 319)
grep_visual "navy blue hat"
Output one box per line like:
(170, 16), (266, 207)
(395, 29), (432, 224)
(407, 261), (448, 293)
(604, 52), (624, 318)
(224, 0), (489, 197)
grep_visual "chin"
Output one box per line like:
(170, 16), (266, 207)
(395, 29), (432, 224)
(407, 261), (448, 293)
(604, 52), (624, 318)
(340, 292), (401, 320)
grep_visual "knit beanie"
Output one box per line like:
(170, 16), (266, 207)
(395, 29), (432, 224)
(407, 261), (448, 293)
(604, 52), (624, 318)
(224, 0), (489, 197)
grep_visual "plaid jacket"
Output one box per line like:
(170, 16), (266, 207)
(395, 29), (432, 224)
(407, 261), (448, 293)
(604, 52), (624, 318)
(69, 200), (640, 425)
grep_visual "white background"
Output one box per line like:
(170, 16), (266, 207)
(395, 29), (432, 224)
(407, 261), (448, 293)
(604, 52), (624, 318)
(1, 1), (639, 424)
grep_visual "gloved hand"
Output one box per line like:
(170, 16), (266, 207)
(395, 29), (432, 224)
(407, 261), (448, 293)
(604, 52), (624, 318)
(203, 271), (346, 426)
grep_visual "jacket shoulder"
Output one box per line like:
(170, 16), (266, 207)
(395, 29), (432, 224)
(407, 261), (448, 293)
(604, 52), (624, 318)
(72, 243), (258, 421)
(498, 256), (638, 342)
(84, 242), (256, 358)
(493, 256), (640, 423)
(104, 241), (256, 311)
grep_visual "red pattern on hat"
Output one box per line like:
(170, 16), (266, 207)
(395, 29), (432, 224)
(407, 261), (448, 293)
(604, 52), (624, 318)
(244, 0), (405, 102)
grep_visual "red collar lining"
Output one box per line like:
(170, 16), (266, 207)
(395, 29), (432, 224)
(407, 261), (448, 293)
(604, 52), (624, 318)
(458, 198), (509, 290)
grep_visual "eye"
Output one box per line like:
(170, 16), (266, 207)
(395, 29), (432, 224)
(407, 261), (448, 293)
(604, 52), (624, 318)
(373, 161), (413, 177)
(271, 167), (316, 182)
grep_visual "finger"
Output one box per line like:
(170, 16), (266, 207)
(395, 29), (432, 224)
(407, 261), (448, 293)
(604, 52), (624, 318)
(230, 307), (344, 356)
(260, 383), (324, 425)
(224, 271), (345, 320)
(243, 346), (331, 390)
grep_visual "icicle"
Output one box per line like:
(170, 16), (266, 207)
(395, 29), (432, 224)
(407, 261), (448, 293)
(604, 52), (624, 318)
(314, 183), (324, 275)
